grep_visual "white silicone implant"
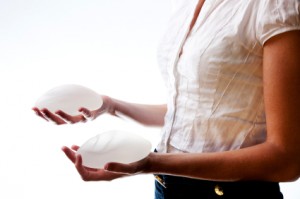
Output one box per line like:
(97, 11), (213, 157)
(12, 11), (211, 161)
(77, 130), (152, 169)
(35, 84), (103, 116)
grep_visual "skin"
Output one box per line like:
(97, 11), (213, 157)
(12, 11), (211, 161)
(33, 0), (300, 183)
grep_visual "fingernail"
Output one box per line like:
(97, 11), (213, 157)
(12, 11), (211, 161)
(104, 164), (110, 171)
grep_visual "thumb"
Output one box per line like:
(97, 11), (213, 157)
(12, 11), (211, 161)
(104, 162), (137, 174)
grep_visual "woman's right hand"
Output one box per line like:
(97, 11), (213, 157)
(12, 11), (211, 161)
(32, 95), (116, 125)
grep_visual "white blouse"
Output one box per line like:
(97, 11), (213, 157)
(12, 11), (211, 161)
(156, 0), (300, 153)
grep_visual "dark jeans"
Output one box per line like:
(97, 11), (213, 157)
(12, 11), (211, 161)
(154, 174), (283, 199)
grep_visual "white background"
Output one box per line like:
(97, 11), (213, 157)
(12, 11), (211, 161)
(0, 0), (299, 198)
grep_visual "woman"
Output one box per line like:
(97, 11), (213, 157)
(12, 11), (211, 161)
(33, 0), (300, 198)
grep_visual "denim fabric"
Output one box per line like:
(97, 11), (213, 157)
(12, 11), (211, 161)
(154, 174), (283, 199)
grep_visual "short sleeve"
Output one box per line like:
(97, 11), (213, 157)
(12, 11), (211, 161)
(256, 0), (300, 45)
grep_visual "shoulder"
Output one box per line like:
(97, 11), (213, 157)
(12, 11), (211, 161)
(256, 0), (299, 20)
(254, 0), (300, 45)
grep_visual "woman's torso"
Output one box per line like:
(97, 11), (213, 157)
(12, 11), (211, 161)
(156, 0), (300, 153)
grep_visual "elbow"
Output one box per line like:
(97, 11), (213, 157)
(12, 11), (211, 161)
(261, 161), (300, 182)
(278, 154), (300, 182)
(266, 154), (300, 182)
(279, 162), (300, 182)
(262, 141), (300, 182)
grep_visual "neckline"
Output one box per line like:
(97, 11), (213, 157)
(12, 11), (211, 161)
(178, 0), (206, 58)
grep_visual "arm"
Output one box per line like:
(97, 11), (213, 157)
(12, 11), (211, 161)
(112, 98), (167, 126)
(34, 95), (167, 126)
(106, 30), (300, 182)
(78, 96), (167, 127)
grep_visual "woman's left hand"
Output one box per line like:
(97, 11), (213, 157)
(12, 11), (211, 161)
(62, 145), (154, 181)
(103, 153), (154, 176)
(62, 145), (130, 181)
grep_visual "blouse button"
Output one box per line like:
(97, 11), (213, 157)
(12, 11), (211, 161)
(214, 185), (224, 196)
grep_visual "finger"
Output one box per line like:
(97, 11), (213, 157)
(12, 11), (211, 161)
(71, 147), (98, 171)
(85, 167), (99, 172)
(79, 107), (94, 120)
(71, 145), (80, 151)
(61, 146), (77, 163)
(55, 110), (86, 124)
(32, 107), (49, 121)
(42, 108), (66, 125)
(104, 162), (136, 174)
(75, 154), (109, 181)
(74, 154), (91, 179)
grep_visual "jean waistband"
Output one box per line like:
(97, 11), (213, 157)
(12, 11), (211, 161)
(154, 174), (283, 198)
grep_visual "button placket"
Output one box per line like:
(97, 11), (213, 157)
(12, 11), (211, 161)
(163, 1), (200, 151)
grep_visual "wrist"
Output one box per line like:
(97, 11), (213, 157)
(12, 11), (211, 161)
(101, 95), (117, 115)
(144, 152), (162, 174)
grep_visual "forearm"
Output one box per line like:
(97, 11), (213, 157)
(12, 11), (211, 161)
(111, 98), (167, 126)
(148, 141), (300, 182)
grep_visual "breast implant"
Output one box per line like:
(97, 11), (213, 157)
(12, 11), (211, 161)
(35, 84), (103, 115)
(35, 85), (151, 169)
(77, 130), (152, 169)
